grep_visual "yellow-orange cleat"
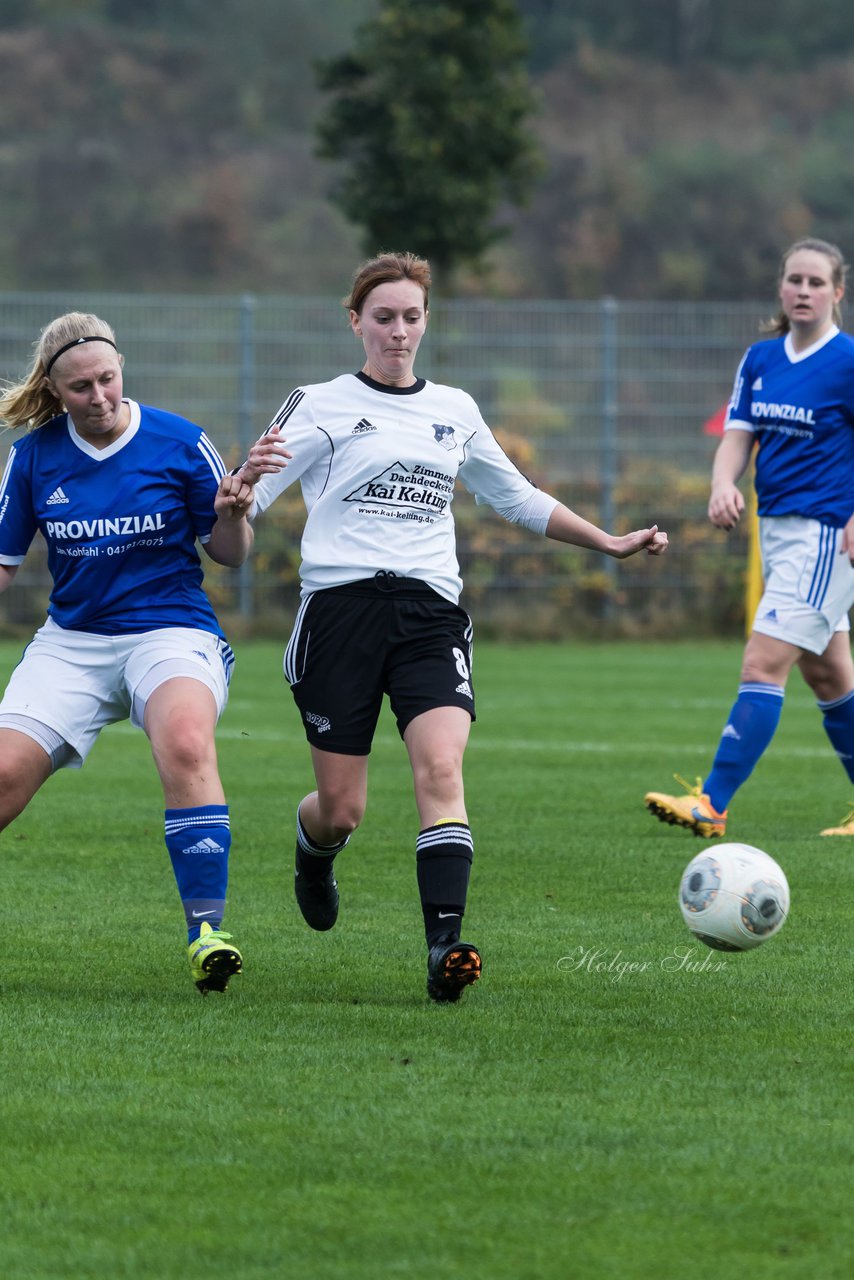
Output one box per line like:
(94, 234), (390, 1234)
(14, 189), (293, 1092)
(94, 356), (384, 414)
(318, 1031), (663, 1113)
(188, 920), (243, 995)
(644, 774), (727, 839)
(820, 805), (854, 836)
(427, 939), (482, 1003)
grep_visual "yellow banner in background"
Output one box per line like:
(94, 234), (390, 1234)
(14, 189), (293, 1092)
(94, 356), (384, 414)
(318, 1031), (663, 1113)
(745, 465), (762, 637)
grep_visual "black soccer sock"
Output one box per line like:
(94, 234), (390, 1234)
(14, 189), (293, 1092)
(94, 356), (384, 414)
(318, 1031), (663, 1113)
(296, 808), (350, 880)
(416, 821), (474, 948)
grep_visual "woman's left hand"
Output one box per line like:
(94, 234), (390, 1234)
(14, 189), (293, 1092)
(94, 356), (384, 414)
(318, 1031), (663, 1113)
(215, 473), (255, 520)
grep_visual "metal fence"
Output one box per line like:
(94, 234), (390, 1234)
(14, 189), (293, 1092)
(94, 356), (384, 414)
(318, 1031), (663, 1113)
(0, 291), (768, 638)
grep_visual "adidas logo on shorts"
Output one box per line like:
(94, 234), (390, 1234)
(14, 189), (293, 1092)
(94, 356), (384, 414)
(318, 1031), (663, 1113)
(455, 680), (472, 698)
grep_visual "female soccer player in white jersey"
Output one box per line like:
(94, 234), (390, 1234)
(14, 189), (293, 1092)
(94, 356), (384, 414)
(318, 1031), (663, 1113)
(216, 251), (669, 1002)
(645, 237), (854, 838)
(0, 312), (255, 993)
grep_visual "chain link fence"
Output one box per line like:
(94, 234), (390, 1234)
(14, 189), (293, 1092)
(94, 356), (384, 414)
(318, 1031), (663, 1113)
(0, 292), (767, 639)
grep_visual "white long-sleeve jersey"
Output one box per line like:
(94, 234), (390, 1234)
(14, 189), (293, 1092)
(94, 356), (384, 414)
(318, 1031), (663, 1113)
(252, 371), (558, 604)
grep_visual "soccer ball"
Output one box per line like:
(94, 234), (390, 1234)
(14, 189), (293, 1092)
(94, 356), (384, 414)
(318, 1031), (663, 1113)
(678, 843), (790, 952)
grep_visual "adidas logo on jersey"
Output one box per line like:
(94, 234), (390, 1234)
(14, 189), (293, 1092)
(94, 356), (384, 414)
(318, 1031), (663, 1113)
(752, 376), (763, 391)
(183, 837), (225, 856)
(455, 680), (473, 697)
(46, 486), (69, 505)
(352, 418), (377, 434)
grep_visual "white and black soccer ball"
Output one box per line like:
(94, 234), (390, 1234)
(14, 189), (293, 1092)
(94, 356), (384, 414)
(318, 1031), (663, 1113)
(678, 843), (790, 952)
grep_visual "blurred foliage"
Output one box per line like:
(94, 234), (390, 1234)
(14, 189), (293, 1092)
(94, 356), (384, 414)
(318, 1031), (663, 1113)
(1, 1), (853, 299)
(517, 0), (854, 71)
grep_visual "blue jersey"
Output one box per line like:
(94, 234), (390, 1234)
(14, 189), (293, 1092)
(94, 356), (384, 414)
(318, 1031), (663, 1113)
(725, 326), (854, 525)
(0, 400), (227, 637)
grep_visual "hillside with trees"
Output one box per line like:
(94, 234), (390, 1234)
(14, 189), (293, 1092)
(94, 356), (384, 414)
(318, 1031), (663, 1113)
(1, 0), (853, 298)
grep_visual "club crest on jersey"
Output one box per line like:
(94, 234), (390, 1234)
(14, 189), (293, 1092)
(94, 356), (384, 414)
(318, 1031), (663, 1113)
(432, 424), (456, 450)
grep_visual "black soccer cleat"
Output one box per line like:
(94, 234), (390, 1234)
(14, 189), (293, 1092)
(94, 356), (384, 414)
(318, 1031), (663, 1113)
(426, 939), (482, 1003)
(294, 850), (339, 931)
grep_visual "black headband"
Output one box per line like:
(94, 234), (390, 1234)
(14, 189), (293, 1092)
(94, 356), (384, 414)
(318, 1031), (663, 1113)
(44, 335), (118, 377)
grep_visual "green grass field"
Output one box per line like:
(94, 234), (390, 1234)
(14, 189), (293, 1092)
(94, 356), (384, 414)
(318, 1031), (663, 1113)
(0, 638), (852, 1280)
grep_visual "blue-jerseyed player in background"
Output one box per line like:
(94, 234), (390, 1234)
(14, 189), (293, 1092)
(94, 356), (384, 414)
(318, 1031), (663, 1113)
(0, 312), (254, 992)
(645, 237), (854, 838)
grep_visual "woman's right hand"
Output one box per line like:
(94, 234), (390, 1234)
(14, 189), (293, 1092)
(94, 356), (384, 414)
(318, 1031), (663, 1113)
(708, 481), (745, 530)
(237, 424), (292, 486)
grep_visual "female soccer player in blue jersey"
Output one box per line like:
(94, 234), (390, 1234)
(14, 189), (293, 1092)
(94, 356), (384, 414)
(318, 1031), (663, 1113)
(215, 251), (669, 1002)
(0, 312), (254, 993)
(645, 237), (854, 838)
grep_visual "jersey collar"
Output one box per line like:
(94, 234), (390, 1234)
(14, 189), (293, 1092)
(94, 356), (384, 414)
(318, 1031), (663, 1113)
(66, 399), (141, 460)
(784, 325), (839, 364)
(355, 370), (426, 395)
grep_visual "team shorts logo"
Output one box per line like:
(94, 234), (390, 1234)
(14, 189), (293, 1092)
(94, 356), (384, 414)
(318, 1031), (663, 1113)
(305, 710), (332, 733)
(432, 424), (456, 450)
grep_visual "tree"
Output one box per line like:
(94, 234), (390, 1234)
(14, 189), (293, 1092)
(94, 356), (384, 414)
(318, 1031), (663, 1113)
(314, 0), (542, 282)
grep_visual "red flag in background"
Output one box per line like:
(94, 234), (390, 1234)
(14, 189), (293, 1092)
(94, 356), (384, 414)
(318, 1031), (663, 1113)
(703, 402), (728, 436)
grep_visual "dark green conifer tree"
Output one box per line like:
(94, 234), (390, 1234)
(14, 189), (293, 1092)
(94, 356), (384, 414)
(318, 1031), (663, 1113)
(314, 0), (542, 280)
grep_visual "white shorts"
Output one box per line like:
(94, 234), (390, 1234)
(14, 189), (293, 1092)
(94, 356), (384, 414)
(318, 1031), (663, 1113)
(0, 618), (233, 769)
(753, 516), (854, 654)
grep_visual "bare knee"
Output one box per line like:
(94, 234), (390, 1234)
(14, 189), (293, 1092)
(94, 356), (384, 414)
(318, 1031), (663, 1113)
(740, 633), (800, 687)
(152, 719), (216, 779)
(801, 667), (838, 701)
(0, 745), (52, 829)
(412, 752), (463, 807)
(799, 635), (854, 702)
(312, 791), (365, 840)
(319, 801), (364, 838)
(800, 660), (854, 702)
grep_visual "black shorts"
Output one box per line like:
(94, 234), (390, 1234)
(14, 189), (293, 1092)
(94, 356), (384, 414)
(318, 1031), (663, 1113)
(284, 574), (475, 755)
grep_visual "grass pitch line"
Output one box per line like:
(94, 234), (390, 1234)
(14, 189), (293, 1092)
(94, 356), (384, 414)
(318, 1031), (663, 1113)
(102, 722), (834, 759)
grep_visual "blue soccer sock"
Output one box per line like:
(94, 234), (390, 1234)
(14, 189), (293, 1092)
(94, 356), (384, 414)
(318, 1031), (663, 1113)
(818, 688), (854, 784)
(165, 805), (231, 942)
(703, 682), (785, 813)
